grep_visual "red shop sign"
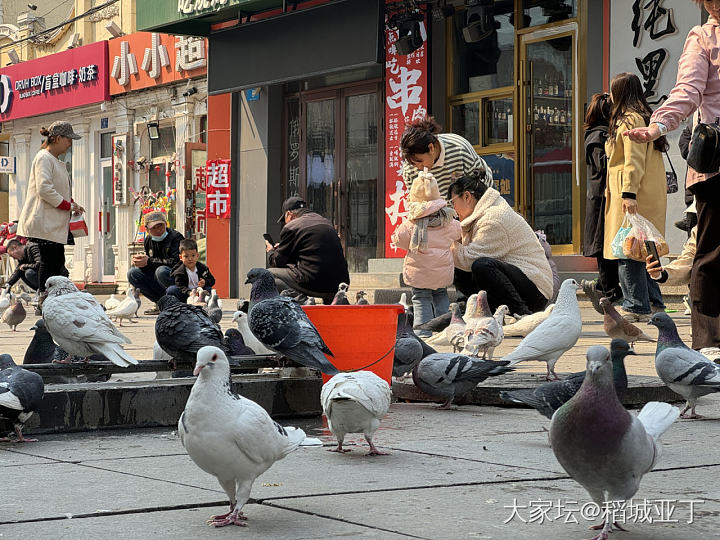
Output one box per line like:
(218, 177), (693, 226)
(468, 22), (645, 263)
(383, 6), (428, 258)
(206, 159), (231, 219)
(0, 41), (109, 121)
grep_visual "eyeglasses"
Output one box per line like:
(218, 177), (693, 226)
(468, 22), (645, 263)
(448, 194), (464, 207)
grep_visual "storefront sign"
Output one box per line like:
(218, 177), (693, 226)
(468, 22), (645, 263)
(383, 7), (428, 257)
(177, 0), (229, 15)
(205, 159), (231, 219)
(0, 41), (109, 121)
(109, 32), (207, 95)
(0, 156), (15, 174)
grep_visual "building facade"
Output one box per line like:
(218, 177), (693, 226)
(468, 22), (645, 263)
(137, 0), (704, 297)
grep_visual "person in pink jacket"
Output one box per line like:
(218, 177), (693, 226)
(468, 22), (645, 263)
(392, 169), (461, 337)
(626, 1), (720, 354)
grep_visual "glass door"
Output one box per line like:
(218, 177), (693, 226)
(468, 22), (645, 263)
(521, 27), (578, 252)
(296, 83), (382, 272)
(100, 162), (117, 280)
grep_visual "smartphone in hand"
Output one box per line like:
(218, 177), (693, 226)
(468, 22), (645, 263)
(263, 233), (274, 245)
(645, 240), (660, 265)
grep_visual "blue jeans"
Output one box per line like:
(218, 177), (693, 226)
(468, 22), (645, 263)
(411, 287), (450, 328)
(127, 265), (173, 303)
(166, 284), (212, 301)
(618, 259), (665, 314)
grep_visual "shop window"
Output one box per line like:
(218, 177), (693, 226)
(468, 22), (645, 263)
(150, 125), (176, 159)
(451, 102), (479, 146)
(522, 0), (577, 28)
(484, 96), (513, 145)
(149, 166), (177, 229)
(451, 2), (514, 95)
(100, 132), (114, 159)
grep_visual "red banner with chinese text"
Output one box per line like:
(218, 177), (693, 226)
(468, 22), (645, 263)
(205, 159), (231, 220)
(383, 8), (428, 257)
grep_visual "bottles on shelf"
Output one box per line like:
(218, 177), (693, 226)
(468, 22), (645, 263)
(534, 71), (572, 98)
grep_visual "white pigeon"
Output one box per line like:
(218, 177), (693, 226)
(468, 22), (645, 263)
(104, 293), (121, 311)
(179, 346), (318, 527)
(502, 279), (581, 380)
(231, 310), (274, 355)
(41, 276), (138, 367)
(550, 346), (679, 539)
(463, 305), (508, 359)
(503, 303), (555, 337)
(320, 371), (391, 455)
(106, 287), (139, 326)
(0, 289), (12, 311)
(153, 341), (173, 361)
(462, 292), (490, 339)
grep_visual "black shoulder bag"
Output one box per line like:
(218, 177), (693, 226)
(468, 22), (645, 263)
(686, 114), (720, 173)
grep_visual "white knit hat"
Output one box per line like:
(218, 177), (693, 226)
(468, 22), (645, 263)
(408, 169), (441, 203)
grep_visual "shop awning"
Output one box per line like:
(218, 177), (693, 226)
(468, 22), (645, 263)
(137, 0), (288, 36)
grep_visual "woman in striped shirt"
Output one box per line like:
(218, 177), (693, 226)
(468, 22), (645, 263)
(401, 116), (493, 197)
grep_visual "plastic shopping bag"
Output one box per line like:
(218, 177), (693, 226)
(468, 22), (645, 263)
(611, 215), (632, 259)
(622, 212), (669, 262)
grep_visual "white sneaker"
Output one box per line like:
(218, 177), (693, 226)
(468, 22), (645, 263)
(683, 296), (691, 316)
(699, 347), (720, 363)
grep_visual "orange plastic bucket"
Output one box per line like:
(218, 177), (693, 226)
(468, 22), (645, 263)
(302, 304), (405, 385)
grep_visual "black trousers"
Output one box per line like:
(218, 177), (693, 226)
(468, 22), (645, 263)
(454, 257), (548, 316)
(596, 256), (622, 303)
(267, 267), (335, 305)
(31, 240), (67, 293)
(689, 175), (720, 349)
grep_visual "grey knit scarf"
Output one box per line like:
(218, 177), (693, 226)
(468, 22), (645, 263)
(409, 207), (456, 253)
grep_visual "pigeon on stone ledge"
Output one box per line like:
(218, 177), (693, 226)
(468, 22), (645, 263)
(649, 312), (720, 419)
(0, 354), (44, 442)
(179, 346), (320, 527)
(42, 277), (137, 367)
(245, 268), (338, 375)
(503, 279), (582, 380)
(231, 311), (274, 355)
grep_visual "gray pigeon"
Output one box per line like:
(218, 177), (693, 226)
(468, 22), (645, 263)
(24, 319), (57, 364)
(331, 288), (350, 305)
(550, 345), (679, 539)
(355, 290), (369, 305)
(42, 276), (138, 367)
(412, 353), (514, 409)
(131, 286), (142, 316)
(2, 300), (26, 331)
(245, 268), (339, 375)
(206, 290), (223, 324)
(224, 328), (255, 357)
(649, 312), (720, 419)
(500, 338), (633, 419)
(393, 312), (436, 377)
(0, 354), (44, 442)
(503, 279), (582, 380)
(155, 295), (228, 369)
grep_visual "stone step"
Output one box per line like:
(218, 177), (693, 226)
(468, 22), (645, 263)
(349, 271), (403, 289)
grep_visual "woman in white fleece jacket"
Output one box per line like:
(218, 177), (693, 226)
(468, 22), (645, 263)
(449, 171), (553, 316)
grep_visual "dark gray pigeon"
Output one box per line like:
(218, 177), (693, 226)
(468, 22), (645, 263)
(224, 328), (255, 356)
(550, 345), (679, 539)
(0, 354), (44, 442)
(331, 289), (350, 305)
(649, 312), (720, 419)
(393, 312), (436, 377)
(155, 295), (228, 370)
(246, 268), (339, 375)
(500, 338), (633, 419)
(412, 353), (513, 409)
(415, 300), (467, 333)
(24, 319), (57, 364)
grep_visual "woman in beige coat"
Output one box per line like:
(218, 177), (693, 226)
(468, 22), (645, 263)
(17, 122), (84, 307)
(604, 73), (667, 322)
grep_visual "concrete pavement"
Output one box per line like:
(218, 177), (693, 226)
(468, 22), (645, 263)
(1, 398), (719, 539)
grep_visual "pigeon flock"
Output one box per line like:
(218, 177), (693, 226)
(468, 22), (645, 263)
(1, 270), (716, 537)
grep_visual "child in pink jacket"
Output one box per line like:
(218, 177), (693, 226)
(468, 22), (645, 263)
(392, 169), (462, 336)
